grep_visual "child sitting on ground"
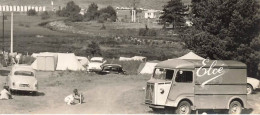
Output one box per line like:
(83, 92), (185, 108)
(64, 89), (84, 105)
(0, 86), (12, 100)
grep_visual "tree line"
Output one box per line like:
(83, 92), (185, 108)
(160, 0), (260, 77)
(56, 1), (117, 22)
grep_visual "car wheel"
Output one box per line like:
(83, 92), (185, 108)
(176, 101), (192, 114)
(247, 84), (253, 94)
(228, 101), (242, 114)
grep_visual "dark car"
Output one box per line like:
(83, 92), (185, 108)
(98, 64), (126, 75)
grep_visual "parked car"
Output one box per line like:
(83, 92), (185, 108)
(247, 77), (260, 94)
(87, 57), (107, 72)
(6, 65), (38, 94)
(98, 64), (126, 75)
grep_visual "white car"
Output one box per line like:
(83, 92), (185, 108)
(247, 77), (260, 94)
(6, 65), (38, 94)
(87, 57), (106, 72)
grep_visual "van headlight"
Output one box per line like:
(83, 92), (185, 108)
(160, 88), (164, 94)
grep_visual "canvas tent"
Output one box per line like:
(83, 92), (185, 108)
(56, 53), (85, 71)
(177, 51), (205, 60)
(76, 56), (89, 66)
(31, 52), (86, 71)
(138, 60), (160, 74)
(31, 52), (58, 71)
(119, 56), (147, 62)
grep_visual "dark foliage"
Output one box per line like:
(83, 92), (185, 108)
(27, 9), (37, 16)
(41, 11), (50, 20)
(84, 3), (99, 21)
(56, 1), (82, 22)
(182, 0), (260, 77)
(160, 0), (188, 29)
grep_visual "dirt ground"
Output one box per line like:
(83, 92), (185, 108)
(0, 67), (260, 114)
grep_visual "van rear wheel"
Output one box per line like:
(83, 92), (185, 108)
(228, 101), (242, 114)
(176, 101), (191, 114)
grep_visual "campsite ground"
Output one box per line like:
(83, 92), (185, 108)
(0, 68), (260, 114)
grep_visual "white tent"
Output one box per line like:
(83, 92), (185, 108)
(138, 61), (160, 74)
(31, 52), (58, 71)
(177, 51), (205, 60)
(119, 57), (133, 61)
(76, 56), (89, 66)
(119, 56), (147, 62)
(56, 53), (85, 71)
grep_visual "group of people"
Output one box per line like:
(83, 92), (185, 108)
(0, 85), (84, 106)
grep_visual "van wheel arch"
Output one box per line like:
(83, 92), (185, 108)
(229, 98), (244, 108)
(176, 99), (193, 114)
(178, 99), (193, 106)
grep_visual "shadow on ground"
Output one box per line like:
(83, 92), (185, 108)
(11, 91), (45, 96)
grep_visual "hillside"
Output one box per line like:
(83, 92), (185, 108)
(0, 0), (191, 10)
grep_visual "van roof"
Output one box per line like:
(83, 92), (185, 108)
(155, 59), (246, 69)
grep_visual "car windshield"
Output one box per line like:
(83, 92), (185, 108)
(153, 68), (174, 80)
(14, 71), (34, 76)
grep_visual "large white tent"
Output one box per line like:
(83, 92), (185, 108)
(31, 52), (86, 71)
(177, 51), (205, 60)
(56, 53), (86, 71)
(31, 52), (58, 71)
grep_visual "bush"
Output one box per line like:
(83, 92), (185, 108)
(27, 9), (37, 16)
(139, 28), (157, 36)
(68, 14), (84, 22)
(41, 11), (50, 20)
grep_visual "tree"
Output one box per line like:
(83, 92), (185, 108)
(27, 9), (37, 16)
(160, 0), (188, 29)
(98, 6), (117, 22)
(56, 1), (82, 21)
(182, 0), (260, 77)
(41, 11), (50, 20)
(84, 3), (99, 21)
(87, 41), (101, 56)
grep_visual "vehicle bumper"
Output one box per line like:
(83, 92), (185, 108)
(10, 87), (37, 92)
(147, 104), (165, 109)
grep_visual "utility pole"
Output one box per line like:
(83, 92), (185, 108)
(131, 0), (138, 23)
(10, 12), (13, 53)
(2, 12), (4, 52)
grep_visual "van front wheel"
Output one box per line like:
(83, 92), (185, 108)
(176, 101), (191, 114)
(228, 101), (242, 114)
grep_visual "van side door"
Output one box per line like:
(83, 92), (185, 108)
(167, 69), (194, 103)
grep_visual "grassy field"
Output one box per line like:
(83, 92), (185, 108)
(0, 69), (152, 114)
(0, 13), (188, 60)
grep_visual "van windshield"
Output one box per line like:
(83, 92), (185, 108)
(153, 68), (174, 80)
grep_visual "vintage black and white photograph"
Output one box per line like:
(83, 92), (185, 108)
(0, 0), (259, 114)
